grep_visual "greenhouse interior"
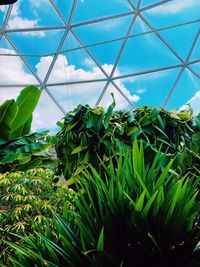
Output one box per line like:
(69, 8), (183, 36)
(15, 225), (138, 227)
(0, 0), (200, 266)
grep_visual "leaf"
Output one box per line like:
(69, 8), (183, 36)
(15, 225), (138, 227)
(195, 116), (200, 130)
(9, 115), (33, 139)
(0, 100), (18, 139)
(135, 191), (146, 212)
(127, 126), (138, 136)
(103, 93), (116, 129)
(97, 227), (104, 251)
(86, 113), (98, 129)
(71, 145), (87, 155)
(10, 86), (41, 131)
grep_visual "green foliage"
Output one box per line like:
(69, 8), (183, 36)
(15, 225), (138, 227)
(0, 168), (70, 263)
(0, 86), (56, 173)
(0, 131), (56, 173)
(0, 86), (40, 139)
(56, 100), (200, 181)
(8, 141), (200, 267)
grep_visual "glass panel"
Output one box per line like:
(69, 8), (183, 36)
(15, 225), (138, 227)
(166, 69), (200, 112)
(88, 40), (124, 75)
(118, 67), (181, 108)
(143, 1), (200, 28)
(131, 16), (150, 35)
(0, 36), (38, 86)
(7, 0), (63, 27)
(48, 81), (107, 112)
(0, 5), (7, 26)
(73, 15), (132, 44)
(47, 49), (107, 84)
(191, 37), (200, 60)
(100, 82), (140, 110)
(115, 28), (180, 77)
(141, 0), (158, 7)
(159, 22), (200, 59)
(32, 89), (64, 132)
(0, 87), (22, 104)
(73, 0), (131, 23)
(54, 0), (74, 22)
(7, 29), (65, 74)
(190, 62), (200, 76)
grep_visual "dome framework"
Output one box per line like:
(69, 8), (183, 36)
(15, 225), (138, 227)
(0, 0), (199, 129)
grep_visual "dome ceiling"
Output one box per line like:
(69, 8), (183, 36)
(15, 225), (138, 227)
(0, 0), (199, 131)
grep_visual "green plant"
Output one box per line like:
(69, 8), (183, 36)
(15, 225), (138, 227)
(0, 85), (40, 140)
(0, 168), (69, 263)
(8, 141), (200, 267)
(0, 86), (56, 173)
(56, 99), (200, 181)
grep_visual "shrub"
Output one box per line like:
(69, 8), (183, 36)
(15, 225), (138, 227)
(8, 141), (200, 267)
(0, 168), (69, 263)
(0, 86), (56, 173)
(56, 99), (200, 181)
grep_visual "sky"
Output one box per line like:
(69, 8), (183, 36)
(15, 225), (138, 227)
(0, 0), (199, 132)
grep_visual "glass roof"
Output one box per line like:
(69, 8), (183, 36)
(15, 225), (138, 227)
(0, 0), (199, 131)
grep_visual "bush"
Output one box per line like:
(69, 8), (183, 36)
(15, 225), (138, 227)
(8, 141), (200, 267)
(56, 99), (200, 182)
(0, 86), (56, 173)
(0, 168), (69, 264)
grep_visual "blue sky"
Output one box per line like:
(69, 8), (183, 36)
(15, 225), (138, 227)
(0, 0), (199, 131)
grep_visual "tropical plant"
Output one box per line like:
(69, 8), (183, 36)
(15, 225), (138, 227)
(0, 168), (70, 264)
(56, 97), (200, 181)
(0, 86), (56, 173)
(8, 141), (200, 267)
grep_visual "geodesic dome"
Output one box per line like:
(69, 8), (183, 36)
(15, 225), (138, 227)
(0, 0), (199, 131)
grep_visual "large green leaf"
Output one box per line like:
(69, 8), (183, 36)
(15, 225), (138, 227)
(9, 115), (33, 139)
(10, 86), (40, 131)
(0, 100), (18, 139)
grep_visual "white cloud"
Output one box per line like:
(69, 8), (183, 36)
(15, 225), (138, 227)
(148, 0), (200, 14)
(11, 1), (20, 16)
(28, 0), (47, 8)
(0, 51), (140, 131)
(0, 5), (7, 13)
(136, 88), (146, 94)
(0, 1), (45, 37)
(181, 91), (200, 115)
(7, 16), (45, 36)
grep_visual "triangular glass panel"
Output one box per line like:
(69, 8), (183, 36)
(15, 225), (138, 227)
(46, 47), (107, 84)
(48, 81), (107, 112)
(166, 69), (200, 111)
(190, 36), (200, 60)
(54, 0), (74, 23)
(7, 29), (66, 76)
(73, 0), (132, 23)
(143, 1), (200, 28)
(88, 40), (124, 75)
(73, 14), (132, 44)
(160, 22), (200, 60)
(7, 0), (64, 27)
(115, 30), (180, 77)
(119, 67), (181, 108)
(32, 89), (64, 132)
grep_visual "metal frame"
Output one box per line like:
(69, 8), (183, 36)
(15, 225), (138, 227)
(0, 0), (199, 112)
